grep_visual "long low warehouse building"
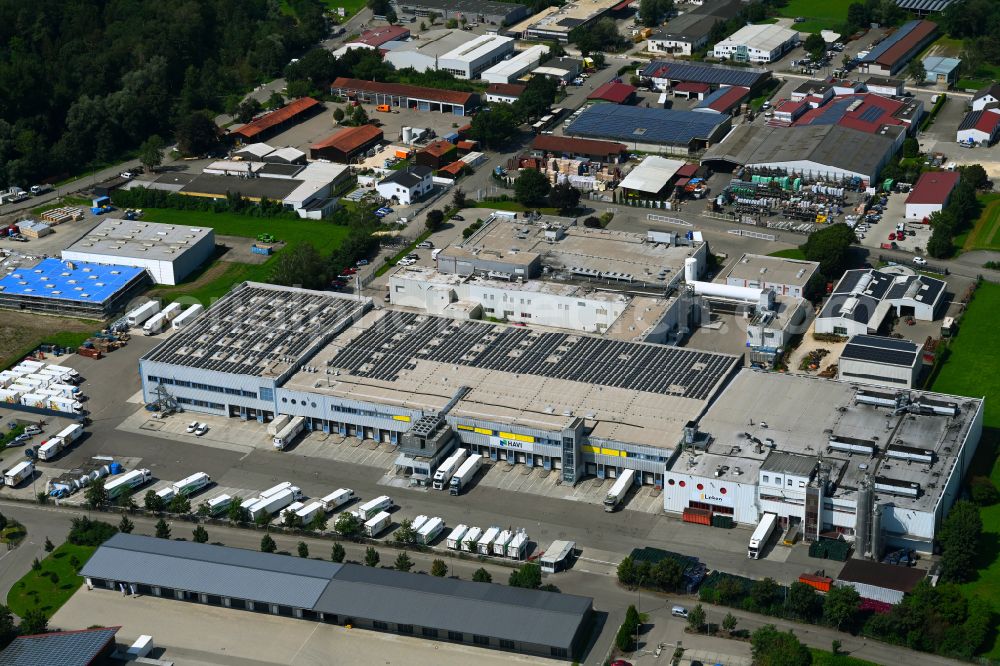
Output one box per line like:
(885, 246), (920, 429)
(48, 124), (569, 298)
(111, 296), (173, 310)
(330, 78), (478, 115)
(700, 123), (897, 183)
(0, 258), (150, 319)
(139, 282), (740, 487)
(81, 534), (593, 660)
(566, 105), (731, 155)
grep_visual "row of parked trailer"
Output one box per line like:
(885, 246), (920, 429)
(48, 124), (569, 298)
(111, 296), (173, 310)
(125, 300), (204, 335)
(0, 359), (84, 414)
(445, 524), (530, 560)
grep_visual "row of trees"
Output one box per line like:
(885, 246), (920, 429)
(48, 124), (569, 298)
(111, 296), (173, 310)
(470, 75), (560, 150)
(926, 165), (987, 258)
(512, 170), (582, 213)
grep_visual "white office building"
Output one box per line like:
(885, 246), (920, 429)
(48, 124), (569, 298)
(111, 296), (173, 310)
(481, 45), (550, 84)
(712, 24), (800, 63)
(376, 165), (433, 204)
(385, 30), (514, 80)
(816, 268), (945, 337)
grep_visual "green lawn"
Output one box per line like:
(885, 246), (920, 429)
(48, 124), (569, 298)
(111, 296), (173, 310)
(474, 201), (560, 215)
(930, 281), (1000, 658)
(0, 326), (101, 375)
(137, 208), (352, 303)
(810, 650), (878, 666)
(961, 194), (1000, 252)
(776, 0), (851, 34)
(768, 248), (806, 260)
(7, 542), (96, 618)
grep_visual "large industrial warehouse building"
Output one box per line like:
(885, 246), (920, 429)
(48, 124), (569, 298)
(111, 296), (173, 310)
(82, 534), (593, 660)
(60, 218), (216, 285)
(0, 258), (150, 318)
(384, 30), (514, 80)
(663, 370), (982, 553)
(140, 282), (740, 488)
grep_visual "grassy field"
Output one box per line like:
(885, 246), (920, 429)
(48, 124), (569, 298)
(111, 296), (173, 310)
(930, 281), (1000, 658)
(0, 314), (102, 372)
(809, 650), (878, 666)
(960, 194), (1000, 252)
(776, 0), (851, 34)
(7, 542), (96, 618)
(768, 248), (807, 260)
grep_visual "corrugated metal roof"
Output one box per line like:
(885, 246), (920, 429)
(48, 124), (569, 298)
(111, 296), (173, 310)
(860, 20), (937, 67)
(0, 258), (146, 303)
(641, 60), (770, 88)
(81, 533), (338, 608)
(232, 98), (320, 139)
(315, 564), (592, 650)
(567, 105), (729, 146)
(895, 0), (954, 12)
(0, 627), (120, 666)
(311, 125), (384, 152)
(331, 78), (475, 107)
(905, 170), (959, 204)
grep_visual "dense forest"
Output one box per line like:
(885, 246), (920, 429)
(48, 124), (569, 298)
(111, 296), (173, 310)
(0, 0), (327, 186)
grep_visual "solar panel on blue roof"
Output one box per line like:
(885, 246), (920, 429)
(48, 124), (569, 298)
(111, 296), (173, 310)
(807, 98), (854, 125)
(858, 105), (884, 123)
(862, 20), (920, 62)
(640, 61), (766, 88)
(567, 105), (729, 144)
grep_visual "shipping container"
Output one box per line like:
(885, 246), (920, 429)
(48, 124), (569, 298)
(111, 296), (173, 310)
(321, 488), (354, 511)
(364, 510), (392, 537)
(682, 507), (712, 526)
(446, 524), (468, 550)
(105, 469), (152, 499)
(126, 301), (161, 327)
(798, 573), (833, 593)
(4, 460), (34, 487)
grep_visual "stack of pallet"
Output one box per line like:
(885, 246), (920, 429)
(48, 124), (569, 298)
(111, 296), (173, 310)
(41, 207), (84, 224)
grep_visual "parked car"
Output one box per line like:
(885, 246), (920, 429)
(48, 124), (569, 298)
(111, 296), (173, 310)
(24, 425), (42, 436)
(356, 259), (369, 267)
(186, 421), (199, 433)
(341, 267), (357, 276)
(195, 423), (209, 436)
(398, 258), (417, 266)
(416, 241), (434, 249)
(452, 215), (464, 221)
(671, 605), (688, 618)
(888, 232), (896, 241)
(913, 256), (927, 265)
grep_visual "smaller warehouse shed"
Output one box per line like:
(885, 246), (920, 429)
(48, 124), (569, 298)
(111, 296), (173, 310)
(904, 170), (960, 219)
(838, 334), (922, 388)
(310, 125), (384, 163)
(957, 108), (1000, 147)
(619, 156), (686, 199)
(0, 626), (120, 666)
(587, 80), (637, 105)
(61, 218), (216, 285)
(835, 559), (926, 605)
(231, 97), (322, 143)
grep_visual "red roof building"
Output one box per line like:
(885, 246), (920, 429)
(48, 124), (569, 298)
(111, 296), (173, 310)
(862, 20), (938, 76)
(486, 83), (526, 103)
(353, 25), (410, 48)
(330, 78), (478, 115)
(672, 81), (711, 98)
(697, 85), (749, 114)
(904, 170), (960, 219)
(437, 160), (467, 179)
(587, 81), (637, 105)
(310, 125), (384, 163)
(530, 135), (628, 162)
(231, 97), (321, 141)
(415, 140), (458, 169)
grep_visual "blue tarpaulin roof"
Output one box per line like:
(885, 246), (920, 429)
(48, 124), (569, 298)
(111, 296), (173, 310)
(0, 258), (145, 303)
(567, 105), (730, 145)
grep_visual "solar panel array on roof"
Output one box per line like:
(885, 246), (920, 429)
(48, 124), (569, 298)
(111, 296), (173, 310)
(807, 97), (858, 125)
(841, 341), (918, 366)
(329, 311), (736, 400)
(850, 334), (917, 351)
(861, 20), (928, 63)
(895, 0), (953, 11)
(640, 60), (769, 88)
(142, 283), (367, 377)
(858, 104), (886, 123)
(566, 105), (729, 146)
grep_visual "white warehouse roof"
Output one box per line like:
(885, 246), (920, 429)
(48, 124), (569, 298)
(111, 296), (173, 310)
(717, 23), (800, 51)
(481, 45), (550, 81)
(619, 156), (686, 193)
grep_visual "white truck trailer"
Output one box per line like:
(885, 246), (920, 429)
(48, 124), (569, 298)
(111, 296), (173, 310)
(248, 487), (300, 522)
(492, 529), (514, 556)
(161, 302), (182, 321)
(47, 396), (83, 414)
(506, 530), (529, 559)
(461, 526), (483, 552)
(57, 423), (84, 445)
(446, 524), (469, 550)
(105, 469), (152, 499)
(603, 469), (635, 512)
(449, 454), (483, 495)
(259, 481), (294, 500)
(364, 511), (392, 537)
(418, 517), (444, 545)
(143, 312), (168, 335)
(266, 414), (290, 436)
(0, 388), (21, 404)
(205, 494), (232, 516)
(171, 472), (211, 497)
(295, 501), (326, 525)
(354, 495), (393, 520)
(155, 486), (175, 503)
(19, 393), (49, 409)
(126, 301), (160, 327)
(411, 515), (429, 533)
(4, 460), (34, 487)
(748, 512), (778, 559)
(171, 304), (204, 330)
(37, 437), (67, 461)
(432, 448), (468, 490)
(321, 488), (354, 511)
(281, 501), (306, 520)
(39, 365), (80, 384)
(272, 416), (306, 450)
(478, 526), (501, 555)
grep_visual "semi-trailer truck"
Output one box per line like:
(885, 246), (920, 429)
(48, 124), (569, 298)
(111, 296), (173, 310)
(462, 526), (483, 552)
(259, 482), (294, 500)
(354, 495), (393, 520)
(37, 437), (66, 461)
(47, 396), (83, 414)
(478, 526), (501, 555)
(432, 449), (468, 490)
(603, 469), (635, 512)
(321, 488), (354, 511)
(161, 302), (182, 321)
(364, 511), (392, 537)
(446, 524), (469, 550)
(126, 301), (161, 327)
(105, 469), (152, 499)
(4, 460), (34, 487)
(266, 414), (290, 436)
(171, 304), (204, 330)
(171, 472), (211, 497)
(143, 312), (168, 335)
(248, 487), (300, 521)
(272, 416), (306, 450)
(449, 455), (483, 495)
(748, 512), (778, 559)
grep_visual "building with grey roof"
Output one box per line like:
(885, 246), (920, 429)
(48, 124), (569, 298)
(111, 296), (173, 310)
(81, 534), (593, 660)
(816, 268), (945, 337)
(394, 0), (530, 27)
(0, 627), (120, 666)
(722, 252), (820, 298)
(384, 30), (514, 79)
(61, 218), (216, 285)
(700, 123), (897, 182)
(663, 369), (983, 553)
(838, 334), (922, 389)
